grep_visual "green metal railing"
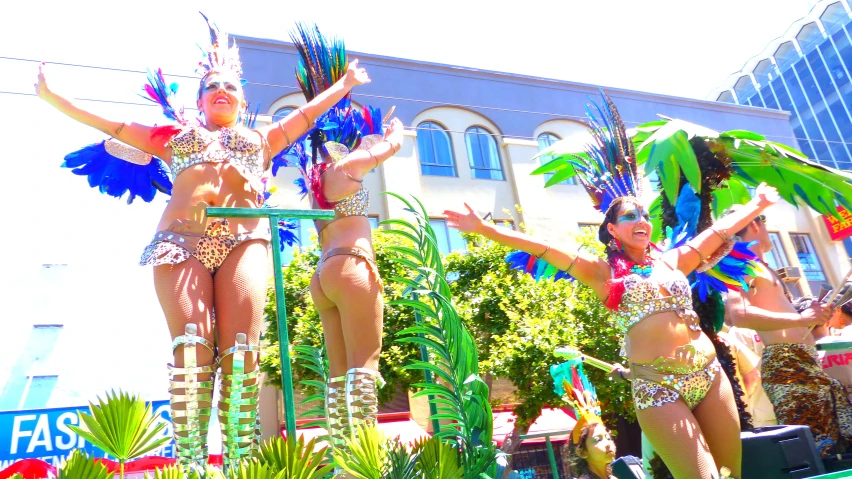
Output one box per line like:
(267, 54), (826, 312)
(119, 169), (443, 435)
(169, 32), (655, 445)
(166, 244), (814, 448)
(206, 206), (334, 439)
(517, 429), (572, 479)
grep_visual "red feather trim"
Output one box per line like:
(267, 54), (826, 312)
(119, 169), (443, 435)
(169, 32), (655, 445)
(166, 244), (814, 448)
(310, 163), (336, 210)
(605, 279), (625, 310)
(150, 125), (183, 147)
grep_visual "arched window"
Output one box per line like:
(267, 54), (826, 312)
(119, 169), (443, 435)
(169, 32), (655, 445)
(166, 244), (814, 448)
(417, 122), (456, 177)
(272, 107), (295, 122)
(465, 126), (504, 180)
(537, 132), (575, 185)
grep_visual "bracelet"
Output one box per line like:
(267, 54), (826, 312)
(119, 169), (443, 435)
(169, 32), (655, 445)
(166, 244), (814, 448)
(565, 243), (585, 273)
(384, 139), (400, 153)
(617, 370), (626, 381)
(537, 243), (551, 259)
(277, 121), (292, 146)
(710, 226), (730, 242)
(115, 122), (126, 135)
(369, 151), (378, 169)
(297, 107), (312, 128)
(686, 244), (707, 264)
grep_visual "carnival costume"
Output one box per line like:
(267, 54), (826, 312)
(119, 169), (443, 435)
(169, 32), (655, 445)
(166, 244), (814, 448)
(278, 24), (391, 468)
(56, 15), (305, 471)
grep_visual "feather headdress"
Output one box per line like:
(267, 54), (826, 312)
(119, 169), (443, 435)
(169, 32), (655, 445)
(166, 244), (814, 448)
(550, 360), (603, 445)
(538, 90), (640, 213)
(197, 12), (242, 80)
(277, 23), (383, 209)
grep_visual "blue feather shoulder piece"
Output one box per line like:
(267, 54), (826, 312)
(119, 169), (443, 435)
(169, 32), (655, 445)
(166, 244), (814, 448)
(62, 140), (172, 204)
(505, 250), (575, 282)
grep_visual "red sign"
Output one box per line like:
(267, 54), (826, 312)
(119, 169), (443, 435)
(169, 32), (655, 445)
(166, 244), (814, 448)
(822, 206), (852, 241)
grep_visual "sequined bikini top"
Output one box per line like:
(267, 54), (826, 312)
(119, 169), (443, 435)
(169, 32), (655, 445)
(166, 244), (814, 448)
(614, 266), (693, 333)
(168, 127), (268, 194)
(333, 186), (369, 217)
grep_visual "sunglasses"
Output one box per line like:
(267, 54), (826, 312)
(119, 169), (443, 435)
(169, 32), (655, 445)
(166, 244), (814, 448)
(756, 214), (767, 223)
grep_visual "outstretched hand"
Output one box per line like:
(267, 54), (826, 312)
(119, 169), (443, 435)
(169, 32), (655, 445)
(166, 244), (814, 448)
(754, 182), (780, 208)
(344, 59), (370, 88)
(384, 118), (404, 148)
(34, 62), (52, 100)
(443, 203), (485, 234)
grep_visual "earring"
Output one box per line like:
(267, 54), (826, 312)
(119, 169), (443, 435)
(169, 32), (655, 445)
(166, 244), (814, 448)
(608, 237), (622, 251)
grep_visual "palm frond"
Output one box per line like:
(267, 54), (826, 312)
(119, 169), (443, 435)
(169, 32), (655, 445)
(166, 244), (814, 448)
(67, 389), (169, 470)
(334, 424), (387, 479)
(381, 192), (497, 478)
(253, 435), (333, 479)
(58, 450), (112, 479)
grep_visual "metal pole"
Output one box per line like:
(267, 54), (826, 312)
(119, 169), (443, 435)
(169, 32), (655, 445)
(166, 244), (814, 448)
(268, 213), (297, 439)
(206, 207), (334, 439)
(545, 436), (558, 479)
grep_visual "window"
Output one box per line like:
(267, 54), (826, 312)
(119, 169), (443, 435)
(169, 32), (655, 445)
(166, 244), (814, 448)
(764, 232), (791, 270)
(789, 233), (827, 293)
(417, 122), (456, 177)
(368, 216), (380, 229)
(465, 127), (504, 180)
(429, 219), (467, 255)
(537, 133), (575, 185)
(0, 325), (64, 410)
(273, 107), (295, 122)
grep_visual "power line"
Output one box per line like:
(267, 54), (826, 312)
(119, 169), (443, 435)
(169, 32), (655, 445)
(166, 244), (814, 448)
(7, 55), (852, 152)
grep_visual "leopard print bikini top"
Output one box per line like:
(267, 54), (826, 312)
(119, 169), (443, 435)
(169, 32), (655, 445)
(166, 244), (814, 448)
(614, 265), (693, 333)
(169, 127), (269, 195)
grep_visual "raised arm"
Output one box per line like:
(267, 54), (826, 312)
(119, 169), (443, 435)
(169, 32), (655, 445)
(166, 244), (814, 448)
(726, 287), (829, 331)
(667, 183), (779, 275)
(262, 60), (371, 157)
(443, 204), (610, 294)
(322, 118), (404, 201)
(35, 63), (167, 160)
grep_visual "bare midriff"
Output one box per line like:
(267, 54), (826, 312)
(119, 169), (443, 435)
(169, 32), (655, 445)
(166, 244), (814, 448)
(624, 310), (716, 365)
(319, 216), (374, 256)
(156, 149), (269, 235)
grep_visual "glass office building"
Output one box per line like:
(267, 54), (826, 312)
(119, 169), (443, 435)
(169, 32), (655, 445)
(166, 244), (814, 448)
(710, 1), (852, 170)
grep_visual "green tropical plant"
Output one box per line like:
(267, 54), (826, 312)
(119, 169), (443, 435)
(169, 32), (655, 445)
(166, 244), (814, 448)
(382, 193), (497, 479)
(231, 461), (279, 479)
(68, 389), (169, 479)
(252, 435), (334, 479)
(333, 424), (388, 479)
(292, 343), (329, 429)
(57, 450), (112, 479)
(416, 436), (464, 479)
(384, 437), (420, 479)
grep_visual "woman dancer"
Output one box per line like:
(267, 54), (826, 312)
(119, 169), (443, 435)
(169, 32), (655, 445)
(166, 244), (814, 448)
(445, 94), (780, 478)
(36, 15), (370, 469)
(277, 24), (405, 472)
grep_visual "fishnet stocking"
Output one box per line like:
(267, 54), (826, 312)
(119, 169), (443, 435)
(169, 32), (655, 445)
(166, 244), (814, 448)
(637, 372), (741, 479)
(153, 259), (215, 437)
(213, 239), (270, 430)
(310, 254), (383, 379)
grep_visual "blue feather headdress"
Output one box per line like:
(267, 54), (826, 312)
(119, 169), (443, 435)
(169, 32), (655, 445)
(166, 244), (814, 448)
(568, 91), (641, 213)
(275, 24), (384, 210)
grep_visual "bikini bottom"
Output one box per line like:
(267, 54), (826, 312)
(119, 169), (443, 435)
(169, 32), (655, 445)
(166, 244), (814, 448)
(317, 247), (382, 288)
(631, 346), (720, 410)
(139, 219), (271, 275)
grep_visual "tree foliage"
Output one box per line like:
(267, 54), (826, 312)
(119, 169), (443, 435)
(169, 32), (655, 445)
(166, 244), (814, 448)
(446, 229), (633, 432)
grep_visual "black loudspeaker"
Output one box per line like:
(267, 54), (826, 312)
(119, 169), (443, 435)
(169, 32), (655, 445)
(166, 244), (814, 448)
(741, 425), (826, 479)
(612, 455), (647, 479)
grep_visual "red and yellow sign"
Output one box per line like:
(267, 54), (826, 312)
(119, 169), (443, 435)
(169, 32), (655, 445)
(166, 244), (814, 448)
(822, 206), (852, 241)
